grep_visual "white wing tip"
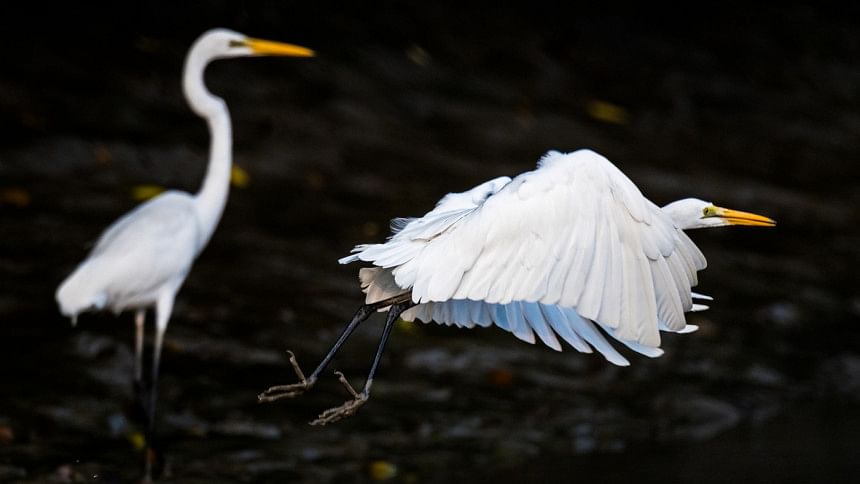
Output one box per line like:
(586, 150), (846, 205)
(536, 332), (563, 351)
(645, 348), (665, 358)
(338, 255), (358, 264)
(514, 332), (537, 345)
(691, 291), (714, 301)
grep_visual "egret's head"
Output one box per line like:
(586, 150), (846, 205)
(662, 198), (776, 230)
(192, 28), (315, 62)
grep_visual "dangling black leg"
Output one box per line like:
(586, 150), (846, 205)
(258, 293), (412, 403)
(310, 300), (415, 425)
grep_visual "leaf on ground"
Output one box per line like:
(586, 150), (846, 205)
(368, 460), (398, 481)
(231, 165), (250, 188)
(0, 187), (31, 207)
(586, 99), (630, 125)
(131, 184), (165, 201)
(127, 431), (146, 451)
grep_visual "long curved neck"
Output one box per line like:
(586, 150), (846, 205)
(183, 47), (233, 253)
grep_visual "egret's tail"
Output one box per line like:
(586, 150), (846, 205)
(56, 262), (107, 324)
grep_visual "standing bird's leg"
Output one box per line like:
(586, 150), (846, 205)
(133, 309), (147, 406)
(258, 293), (412, 403)
(310, 300), (414, 425)
(142, 291), (174, 482)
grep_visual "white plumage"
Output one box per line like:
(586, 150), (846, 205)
(57, 192), (198, 321)
(341, 149), (775, 365)
(54, 29), (313, 477)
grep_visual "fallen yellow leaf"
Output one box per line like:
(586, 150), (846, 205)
(0, 187), (31, 207)
(127, 431), (146, 451)
(487, 367), (515, 387)
(131, 184), (166, 202)
(406, 44), (431, 67)
(369, 460), (398, 481)
(395, 319), (417, 333)
(586, 99), (630, 125)
(93, 144), (112, 165)
(231, 165), (250, 188)
(0, 424), (14, 444)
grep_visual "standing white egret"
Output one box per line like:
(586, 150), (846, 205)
(55, 28), (313, 477)
(259, 149), (775, 424)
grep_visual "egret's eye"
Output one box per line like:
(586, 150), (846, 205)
(228, 40), (245, 48)
(702, 206), (717, 217)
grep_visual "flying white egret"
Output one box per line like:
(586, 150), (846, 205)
(259, 149), (775, 424)
(55, 28), (313, 477)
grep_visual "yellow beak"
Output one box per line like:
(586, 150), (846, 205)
(244, 38), (315, 57)
(710, 206), (776, 227)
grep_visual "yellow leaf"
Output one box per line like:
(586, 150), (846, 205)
(369, 460), (398, 481)
(395, 319), (416, 333)
(93, 144), (112, 165)
(486, 368), (514, 387)
(231, 165), (250, 188)
(405, 44), (431, 67)
(131, 184), (166, 201)
(0, 187), (31, 207)
(0, 424), (14, 444)
(127, 431), (146, 451)
(586, 100), (630, 125)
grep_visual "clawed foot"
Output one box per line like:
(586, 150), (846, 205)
(310, 371), (369, 426)
(258, 350), (315, 403)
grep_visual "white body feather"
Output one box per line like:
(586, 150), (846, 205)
(56, 191), (200, 319)
(341, 150), (713, 365)
(54, 28), (315, 330)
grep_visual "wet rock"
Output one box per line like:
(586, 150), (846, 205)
(36, 399), (119, 435)
(165, 331), (285, 365)
(70, 332), (120, 360)
(163, 410), (210, 437)
(0, 464), (26, 480)
(756, 301), (803, 330)
(654, 394), (741, 442)
(441, 416), (484, 440)
(572, 423), (597, 454)
(817, 353), (860, 402)
(744, 363), (786, 387)
(212, 418), (282, 440)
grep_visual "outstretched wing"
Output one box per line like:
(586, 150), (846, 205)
(356, 266), (706, 366)
(339, 175), (512, 267)
(343, 150), (706, 348)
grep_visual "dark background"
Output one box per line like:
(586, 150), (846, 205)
(1, 2), (859, 483)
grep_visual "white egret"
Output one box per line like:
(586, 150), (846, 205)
(259, 149), (775, 424)
(55, 28), (313, 476)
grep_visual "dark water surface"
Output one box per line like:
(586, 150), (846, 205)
(1, 4), (859, 483)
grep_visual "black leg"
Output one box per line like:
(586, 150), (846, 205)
(142, 326), (166, 482)
(258, 293), (412, 403)
(363, 300), (403, 392)
(310, 300), (414, 425)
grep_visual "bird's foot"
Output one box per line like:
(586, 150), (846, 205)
(258, 350), (315, 402)
(310, 371), (369, 426)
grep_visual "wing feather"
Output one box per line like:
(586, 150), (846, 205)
(522, 302), (562, 351)
(344, 150), (710, 350)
